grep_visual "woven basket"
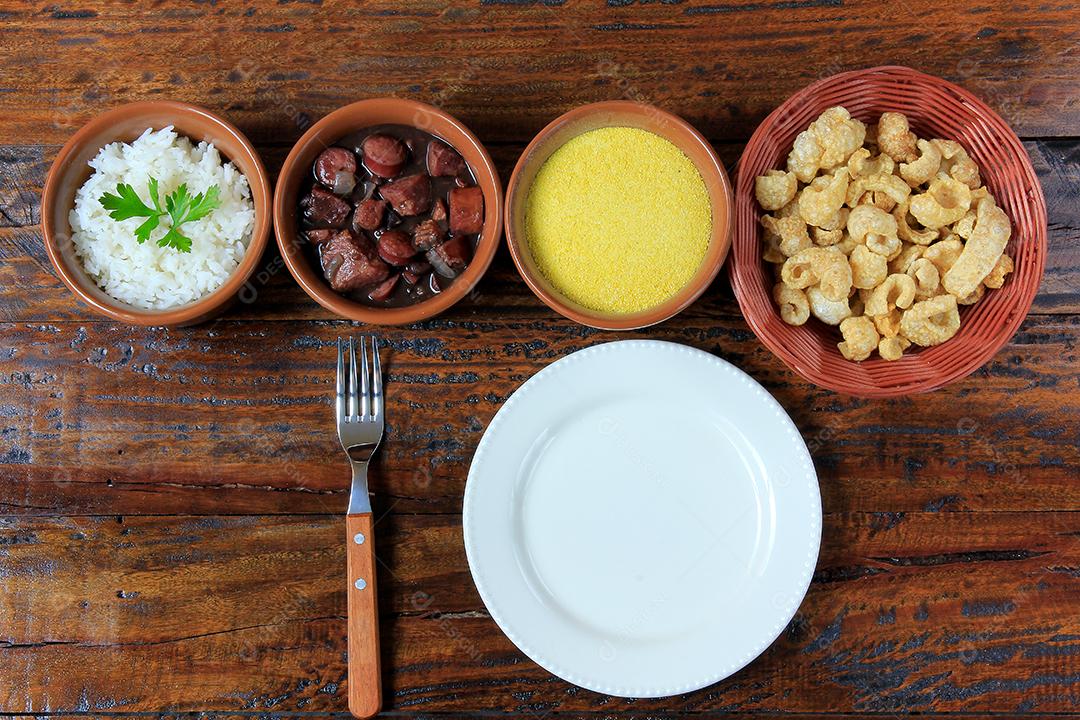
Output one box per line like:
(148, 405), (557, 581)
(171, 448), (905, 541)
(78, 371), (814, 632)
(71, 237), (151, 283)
(730, 66), (1047, 398)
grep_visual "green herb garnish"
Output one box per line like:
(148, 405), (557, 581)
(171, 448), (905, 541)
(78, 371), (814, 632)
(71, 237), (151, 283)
(99, 178), (221, 253)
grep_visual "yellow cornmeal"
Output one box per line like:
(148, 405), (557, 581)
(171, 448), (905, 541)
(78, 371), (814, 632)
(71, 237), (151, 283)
(524, 126), (712, 315)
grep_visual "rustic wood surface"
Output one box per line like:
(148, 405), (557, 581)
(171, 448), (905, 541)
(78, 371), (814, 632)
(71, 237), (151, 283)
(1, 1), (1079, 717)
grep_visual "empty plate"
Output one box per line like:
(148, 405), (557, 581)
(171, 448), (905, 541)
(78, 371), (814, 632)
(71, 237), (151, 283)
(463, 340), (821, 697)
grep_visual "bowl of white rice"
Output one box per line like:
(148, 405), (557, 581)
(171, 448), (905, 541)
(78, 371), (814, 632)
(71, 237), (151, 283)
(42, 101), (271, 326)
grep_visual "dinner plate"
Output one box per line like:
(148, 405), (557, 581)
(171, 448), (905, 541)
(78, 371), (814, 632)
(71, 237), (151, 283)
(463, 340), (821, 697)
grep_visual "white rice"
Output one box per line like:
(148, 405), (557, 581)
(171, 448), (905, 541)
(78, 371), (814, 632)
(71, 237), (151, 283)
(70, 126), (255, 310)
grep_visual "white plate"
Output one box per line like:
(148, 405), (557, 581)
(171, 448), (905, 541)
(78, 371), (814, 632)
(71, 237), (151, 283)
(463, 340), (821, 698)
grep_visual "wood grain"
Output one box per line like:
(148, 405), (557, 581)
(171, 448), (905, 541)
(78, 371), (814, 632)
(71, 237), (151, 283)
(0, 317), (1076, 518)
(1, 1), (1079, 146)
(3, 511), (1080, 713)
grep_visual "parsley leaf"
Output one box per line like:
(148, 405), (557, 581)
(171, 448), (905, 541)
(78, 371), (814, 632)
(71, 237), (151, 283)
(98, 177), (222, 254)
(100, 183), (156, 221)
(183, 185), (221, 224)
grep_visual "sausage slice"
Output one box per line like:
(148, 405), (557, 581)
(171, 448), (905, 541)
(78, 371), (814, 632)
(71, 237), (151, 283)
(368, 274), (400, 302)
(362, 133), (408, 178)
(376, 229), (417, 266)
(314, 147), (357, 190)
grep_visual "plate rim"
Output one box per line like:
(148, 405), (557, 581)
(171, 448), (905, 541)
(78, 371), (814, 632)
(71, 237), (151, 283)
(463, 339), (822, 697)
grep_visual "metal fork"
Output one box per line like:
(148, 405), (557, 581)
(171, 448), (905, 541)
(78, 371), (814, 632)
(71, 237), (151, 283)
(336, 336), (384, 719)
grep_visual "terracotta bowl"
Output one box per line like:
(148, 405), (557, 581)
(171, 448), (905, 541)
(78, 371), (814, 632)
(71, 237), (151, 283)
(505, 101), (733, 330)
(274, 98), (503, 325)
(731, 66), (1048, 397)
(41, 100), (272, 326)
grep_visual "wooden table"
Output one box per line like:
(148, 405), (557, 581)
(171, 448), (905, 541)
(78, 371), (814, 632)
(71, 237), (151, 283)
(2, 2), (1079, 717)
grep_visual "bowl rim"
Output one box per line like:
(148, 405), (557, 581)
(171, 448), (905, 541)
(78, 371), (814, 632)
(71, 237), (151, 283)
(272, 97), (503, 325)
(41, 99), (272, 326)
(729, 64), (1049, 397)
(504, 100), (733, 331)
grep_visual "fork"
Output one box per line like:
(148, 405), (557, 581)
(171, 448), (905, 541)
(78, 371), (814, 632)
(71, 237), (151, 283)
(336, 336), (384, 719)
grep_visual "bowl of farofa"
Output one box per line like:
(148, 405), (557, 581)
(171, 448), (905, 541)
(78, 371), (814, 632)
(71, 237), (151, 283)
(505, 101), (732, 330)
(731, 66), (1047, 397)
(42, 100), (271, 326)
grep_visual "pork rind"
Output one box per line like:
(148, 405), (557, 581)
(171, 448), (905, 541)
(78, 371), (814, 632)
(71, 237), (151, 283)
(933, 139), (981, 189)
(780, 247), (821, 289)
(909, 175), (971, 229)
(807, 286), (852, 325)
(773, 283), (810, 325)
(850, 244), (888, 289)
(762, 230), (785, 264)
(835, 232), (860, 256)
(817, 251), (853, 302)
(755, 170), (798, 211)
(908, 257), (941, 300)
(866, 232), (902, 259)
(899, 139), (942, 187)
(877, 112), (918, 162)
(847, 148), (895, 178)
(983, 253), (1014, 289)
(847, 204), (897, 244)
(788, 130), (826, 184)
(813, 226), (844, 246)
(761, 214), (811, 257)
(755, 106), (1012, 361)
(900, 295), (961, 347)
(893, 200), (938, 245)
(787, 106), (866, 182)
(878, 336), (911, 361)
(871, 191), (898, 213)
(923, 238), (964, 275)
(942, 198), (1011, 298)
(838, 316), (880, 361)
(847, 172), (910, 207)
(780, 247), (851, 301)
(873, 309), (902, 338)
(865, 273), (916, 316)
(799, 170), (849, 228)
(889, 244), (924, 275)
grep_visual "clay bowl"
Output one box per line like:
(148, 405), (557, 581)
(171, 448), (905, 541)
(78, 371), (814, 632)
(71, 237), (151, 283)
(41, 100), (271, 326)
(274, 98), (503, 325)
(505, 101), (733, 330)
(731, 66), (1047, 397)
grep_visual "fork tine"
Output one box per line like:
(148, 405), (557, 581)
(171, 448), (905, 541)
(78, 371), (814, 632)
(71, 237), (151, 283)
(348, 337), (360, 422)
(371, 336), (382, 420)
(336, 337), (346, 425)
(359, 335), (370, 419)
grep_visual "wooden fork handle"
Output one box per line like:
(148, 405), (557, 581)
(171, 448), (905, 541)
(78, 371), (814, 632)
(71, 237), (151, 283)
(346, 512), (382, 718)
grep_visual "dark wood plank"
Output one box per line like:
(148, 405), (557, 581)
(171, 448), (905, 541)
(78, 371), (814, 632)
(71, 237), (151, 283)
(2, 137), (1076, 318)
(3, 511), (1080, 713)
(0, 317), (1076, 517)
(0, 2), (1078, 146)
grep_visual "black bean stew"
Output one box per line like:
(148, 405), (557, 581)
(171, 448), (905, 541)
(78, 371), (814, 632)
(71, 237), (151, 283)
(298, 124), (485, 307)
